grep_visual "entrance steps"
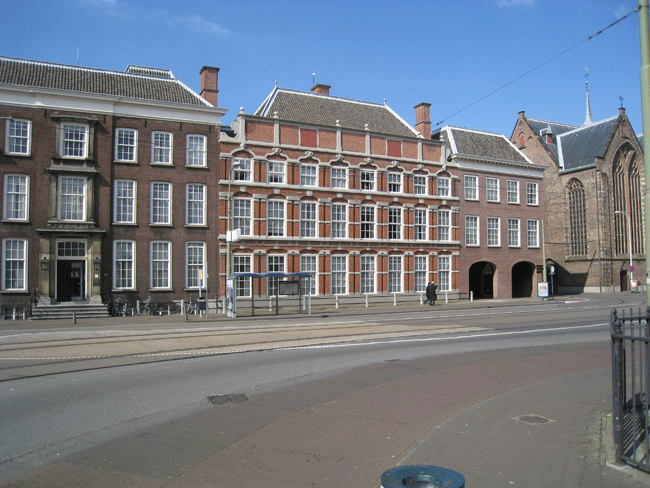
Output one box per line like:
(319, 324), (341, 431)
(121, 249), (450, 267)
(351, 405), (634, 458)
(31, 302), (110, 320)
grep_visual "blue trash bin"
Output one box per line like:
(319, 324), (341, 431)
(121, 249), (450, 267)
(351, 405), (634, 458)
(381, 465), (465, 488)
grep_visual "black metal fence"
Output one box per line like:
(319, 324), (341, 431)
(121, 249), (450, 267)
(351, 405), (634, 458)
(610, 307), (650, 472)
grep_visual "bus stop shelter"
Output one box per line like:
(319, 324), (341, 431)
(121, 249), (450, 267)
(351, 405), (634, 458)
(225, 272), (312, 318)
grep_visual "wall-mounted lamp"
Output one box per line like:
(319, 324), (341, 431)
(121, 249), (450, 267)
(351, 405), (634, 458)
(40, 257), (49, 271)
(93, 256), (101, 270)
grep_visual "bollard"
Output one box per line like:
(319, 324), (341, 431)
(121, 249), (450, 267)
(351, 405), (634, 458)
(470, 290), (473, 302)
(393, 293), (397, 306)
(381, 465), (464, 488)
(335, 295), (339, 309)
(365, 294), (369, 307)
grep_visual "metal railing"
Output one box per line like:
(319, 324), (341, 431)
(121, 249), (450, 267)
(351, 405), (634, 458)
(610, 307), (650, 472)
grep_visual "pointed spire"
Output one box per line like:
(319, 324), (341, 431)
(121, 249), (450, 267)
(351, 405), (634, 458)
(583, 68), (594, 126)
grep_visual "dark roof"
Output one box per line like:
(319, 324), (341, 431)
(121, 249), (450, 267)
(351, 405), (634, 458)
(557, 116), (618, 171)
(0, 57), (210, 106)
(524, 117), (577, 163)
(254, 87), (418, 138)
(440, 126), (530, 164)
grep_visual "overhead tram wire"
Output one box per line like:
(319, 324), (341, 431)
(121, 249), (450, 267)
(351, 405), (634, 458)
(434, 6), (641, 127)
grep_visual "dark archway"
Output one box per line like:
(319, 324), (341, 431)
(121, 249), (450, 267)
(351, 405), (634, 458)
(469, 261), (495, 299)
(512, 261), (535, 298)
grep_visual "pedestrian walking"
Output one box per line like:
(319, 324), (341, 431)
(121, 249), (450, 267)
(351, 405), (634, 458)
(425, 281), (437, 306)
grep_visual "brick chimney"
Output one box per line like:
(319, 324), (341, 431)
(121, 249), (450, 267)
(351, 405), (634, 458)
(414, 102), (431, 139)
(199, 66), (220, 106)
(311, 84), (331, 95)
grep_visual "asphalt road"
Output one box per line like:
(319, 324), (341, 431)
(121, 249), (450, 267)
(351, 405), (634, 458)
(0, 293), (645, 483)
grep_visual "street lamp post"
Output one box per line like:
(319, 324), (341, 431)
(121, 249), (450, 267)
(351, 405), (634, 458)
(615, 210), (634, 285)
(226, 160), (241, 279)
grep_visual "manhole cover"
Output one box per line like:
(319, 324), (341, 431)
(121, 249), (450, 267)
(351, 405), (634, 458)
(515, 414), (553, 425)
(208, 393), (249, 405)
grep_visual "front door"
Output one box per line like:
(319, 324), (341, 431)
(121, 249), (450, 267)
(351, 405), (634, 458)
(57, 260), (85, 302)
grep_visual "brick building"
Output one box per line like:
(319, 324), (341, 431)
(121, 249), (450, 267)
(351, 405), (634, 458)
(218, 85), (458, 303)
(434, 126), (545, 299)
(0, 57), (226, 318)
(512, 105), (645, 293)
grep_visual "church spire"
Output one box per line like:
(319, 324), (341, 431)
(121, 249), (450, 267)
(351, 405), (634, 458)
(583, 68), (594, 126)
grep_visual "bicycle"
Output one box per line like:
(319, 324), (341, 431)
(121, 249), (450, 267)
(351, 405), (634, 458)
(139, 296), (168, 316)
(111, 297), (135, 317)
(185, 297), (198, 315)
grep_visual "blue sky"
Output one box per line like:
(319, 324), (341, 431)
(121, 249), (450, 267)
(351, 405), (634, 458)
(1, 0), (645, 137)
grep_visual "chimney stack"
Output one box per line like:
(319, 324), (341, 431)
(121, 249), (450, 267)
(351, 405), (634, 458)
(311, 84), (331, 95)
(199, 66), (220, 106)
(414, 102), (432, 139)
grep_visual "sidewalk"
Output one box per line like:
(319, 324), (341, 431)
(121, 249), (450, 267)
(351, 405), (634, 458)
(2, 340), (648, 487)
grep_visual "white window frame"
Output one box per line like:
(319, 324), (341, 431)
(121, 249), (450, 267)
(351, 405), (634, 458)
(437, 209), (451, 242)
(388, 255), (402, 293)
(186, 183), (206, 226)
(267, 160), (285, 184)
(3, 174), (29, 221)
(114, 128), (138, 162)
(233, 254), (252, 297)
(113, 179), (136, 224)
(60, 123), (89, 159)
(507, 218), (521, 247)
(300, 201), (318, 238)
(267, 254), (285, 296)
(150, 241), (171, 290)
(487, 217), (501, 247)
(506, 180), (520, 204)
(360, 205), (375, 239)
(360, 255), (376, 294)
(233, 158), (252, 182)
(437, 176), (450, 197)
(527, 219), (540, 248)
(413, 175), (427, 196)
(113, 240), (135, 290)
(151, 182), (172, 225)
(300, 255), (318, 296)
(414, 256), (428, 293)
(526, 182), (539, 206)
(151, 131), (173, 165)
(437, 255), (451, 292)
(2, 238), (27, 291)
(233, 198), (252, 236)
(330, 167), (348, 189)
(388, 207), (402, 240)
(186, 134), (207, 167)
(464, 175), (478, 200)
(267, 200), (285, 237)
(360, 170), (375, 191)
(300, 164), (318, 187)
(486, 177), (500, 202)
(331, 203), (347, 239)
(186, 241), (206, 289)
(5, 119), (31, 156)
(388, 173), (402, 193)
(331, 255), (348, 295)
(414, 208), (427, 241)
(465, 215), (479, 246)
(58, 176), (87, 221)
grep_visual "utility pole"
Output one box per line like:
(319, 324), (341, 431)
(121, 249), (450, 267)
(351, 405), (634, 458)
(639, 0), (650, 303)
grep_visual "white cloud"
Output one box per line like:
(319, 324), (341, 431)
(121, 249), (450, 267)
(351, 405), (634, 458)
(168, 14), (231, 36)
(496, 0), (535, 7)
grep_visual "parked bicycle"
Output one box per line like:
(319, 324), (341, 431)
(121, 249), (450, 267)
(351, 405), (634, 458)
(109, 297), (135, 317)
(185, 296), (198, 315)
(138, 296), (168, 316)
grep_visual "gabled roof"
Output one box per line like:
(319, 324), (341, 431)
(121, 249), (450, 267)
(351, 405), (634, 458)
(557, 116), (619, 171)
(0, 56), (211, 107)
(254, 86), (418, 138)
(436, 126), (533, 165)
(523, 117), (578, 163)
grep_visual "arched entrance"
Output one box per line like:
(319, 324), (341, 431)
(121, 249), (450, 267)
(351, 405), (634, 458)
(512, 261), (535, 298)
(469, 262), (495, 299)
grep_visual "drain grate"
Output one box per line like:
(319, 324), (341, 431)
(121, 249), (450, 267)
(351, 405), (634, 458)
(208, 393), (249, 405)
(514, 414), (553, 425)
